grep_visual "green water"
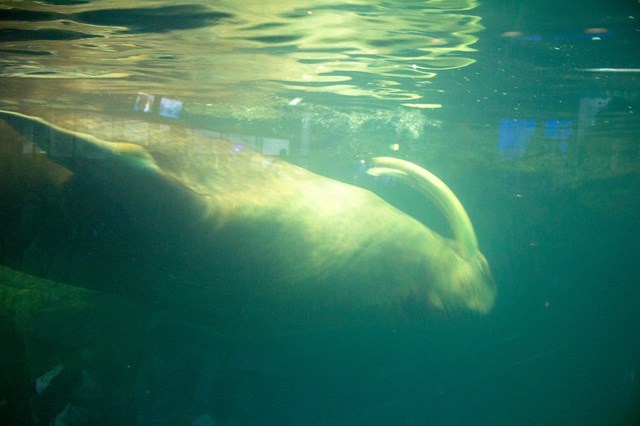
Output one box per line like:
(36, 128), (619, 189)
(1, 1), (639, 424)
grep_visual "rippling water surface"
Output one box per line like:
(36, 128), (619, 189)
(0, 0), (482, 117)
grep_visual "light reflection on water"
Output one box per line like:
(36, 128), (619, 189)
(0, 0), (481, 114)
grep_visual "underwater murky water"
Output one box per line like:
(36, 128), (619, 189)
(1, 1), (639, 425)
